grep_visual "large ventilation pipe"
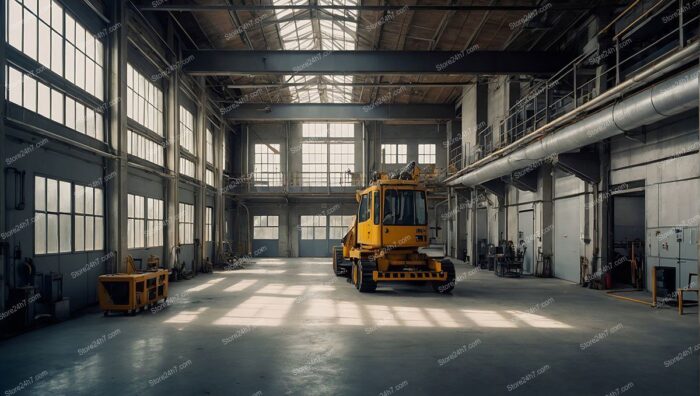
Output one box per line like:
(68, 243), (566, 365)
(449, 66), (699, 187)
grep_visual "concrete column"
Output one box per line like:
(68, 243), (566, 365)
(445, 120), (453, 171)
(107, 0), (129, 273)
(215, 121), (224, 260)
(0, 0), (6, 312)
(195, 78), (207, 273)
(540, 164), (554, 259)
(446, 189), (453, 255)
(463, 83), (489, 163)
(598, 141), (611, 275)
(468, 188), (478, 265)
(165, 20), (180, 269)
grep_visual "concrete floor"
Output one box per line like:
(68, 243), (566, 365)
(0, 258), (697, 396)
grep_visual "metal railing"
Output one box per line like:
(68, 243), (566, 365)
(455, 0), (698, 168)
(226, 171), (363, 194)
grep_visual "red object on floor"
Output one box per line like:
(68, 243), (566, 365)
(604, 272), (612, 289)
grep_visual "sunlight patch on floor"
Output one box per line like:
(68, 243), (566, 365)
(165, 307), (209, 324)
(424, 308), (460, 328)
(506, 310), (572, 328)
(235, 269), (287, 274)
(463, 309), (517, 328)
(214, 296), (295, 326)
(392, 306), (434, 327)
(256, 283), (307, 296)
(223, 279), (258, 292)
(185, 278), (224, 292)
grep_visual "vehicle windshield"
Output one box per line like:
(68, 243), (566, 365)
(383, 189), (427, 226)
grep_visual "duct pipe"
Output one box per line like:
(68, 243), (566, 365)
(446, 41), (700, 184)
(449, 66), (698, 187)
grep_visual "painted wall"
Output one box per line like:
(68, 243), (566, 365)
(233, 121), (449, 256)
(610, 114), (699, 290)
(4, 126), (107, 312)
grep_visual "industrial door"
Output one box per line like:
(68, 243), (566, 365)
(554, 197), (580, 282)
(299, 214), (354, 257)
(518, 210), (535, 274)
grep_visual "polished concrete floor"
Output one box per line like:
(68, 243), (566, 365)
(0, 258), (698, 396)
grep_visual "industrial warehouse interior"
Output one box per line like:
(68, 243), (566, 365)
(0, 0), (698, 395)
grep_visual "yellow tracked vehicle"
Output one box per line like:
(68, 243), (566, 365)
(332, 162), (456, 293)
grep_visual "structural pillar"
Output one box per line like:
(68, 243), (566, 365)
(107, 0), (129, 273)
(195, 77), (207, 273)
(165, 19), (180, 270)
(215, 121), (225, 262)
(540, 164), (554, 263)
(0, 0), (7, 312)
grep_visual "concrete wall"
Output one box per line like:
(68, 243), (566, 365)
(4, 127), (106, 312)
(610, 114), (699, 290)
(0, 3), (230, 320)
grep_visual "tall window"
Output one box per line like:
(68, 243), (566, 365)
(179, 106), (195, 154)
(301, 123), (355, 186)
(206, 128), (214, 165)
(74, 183), (104, 252)
(206, 169), (215, 187)
(8, 1), (104, 100)
(302, 143), (327, 186)
(128, 130), (163, 166)
(382, 144), (407, 164)
(205, 207), (213, 242)
(178, 203), (194, 245)
(7, 66), (104, 141)
(147, 198), (164, 247)
(329, 215), (354, 240)
(253, 216), (279, 239)
(329, 123), (353, 138)
(223, 137), (227, 171)
(329, 143), (354, 186)
(64, 11), (104, 99)
(300, 215), (326, 240)
(302, 123), (326, 138)
(418, 144), (436, 164)
(34, 176), (71, 254)
(254, 144), (282, 187)
(180, 157), (195, 178)
(127, 64), (164, 136)
(127, 194), (145, 249)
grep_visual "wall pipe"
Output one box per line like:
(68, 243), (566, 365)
(448, 66), (699, 187)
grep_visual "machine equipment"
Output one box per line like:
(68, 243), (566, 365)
(494, 240), (524, 277)
(332, 162), (456, 293)
(98, 256), (169, 315)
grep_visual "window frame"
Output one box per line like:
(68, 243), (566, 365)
(178, 203), (195, 245)
(34, 176), (72, 255)
(205, 207), (213, 242)
(253, 143), (283, 187)
(127, 194), (145, 249)
(358, 194), (370, 223)
(381, 143), (408, 165)
(179, 106), (196, 154)
(147, 197), (164, 248)
(300, 215), (326, 240)
(329, 215), (354, 240)
(418, 143), (436, 165)
(74, 182), (104, 252)
(253, 215), (279, 240)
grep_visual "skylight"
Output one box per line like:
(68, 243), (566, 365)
(273, 0), (358, 103)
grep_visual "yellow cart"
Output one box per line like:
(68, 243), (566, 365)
(98, 264), (169, 316)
